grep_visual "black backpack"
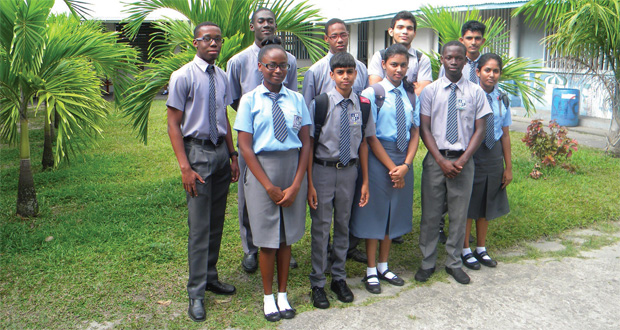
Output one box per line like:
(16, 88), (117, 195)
(313, 93), (371, 154)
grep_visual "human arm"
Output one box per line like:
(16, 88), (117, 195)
(278, 125), (311, 207)
(419, 114), (462, 178)
(453, 116), (486, 172)
(224, 110), (239, 182)
(167, 106), (204, 197)
(414, 80), (431, 96)
(307, 137), (318, 209)
(238, 131), (284, 204)
(366, 135), (401, 187)
(500, 126), (512, 189)
(358, 137), (370, 207)
(389, 126), (419, 186)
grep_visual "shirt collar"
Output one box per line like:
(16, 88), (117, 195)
(250, 42), (261, 56)
(380, 78), (405, 94)
(407, 46), (418, 59)
(192, 55), (212, 72)
(467, 54), (481, 63)
(258, 83), (287, 97)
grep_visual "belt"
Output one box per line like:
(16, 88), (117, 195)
(183, 136), (224, 146)
(438, 149), (464, 157)
(313, 158), (358, 169)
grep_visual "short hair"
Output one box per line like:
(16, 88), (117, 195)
(330, 52), (356, 72)
(478, 53), (503, 72)
(390, 10), (417, 31)
(193, 21), (219, 38)
(324, 18), (346, 35)
(441, 40), (466, 56)
(258, 44), (286, 62)
(251, 7), (275, 24)
(461, 20), (486, 37)
(382, 43), (409, 62)
(260, 35), (282, 47)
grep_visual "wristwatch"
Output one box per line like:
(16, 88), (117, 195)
(402, 163), (412, 170)
(229, 151), (239, 158)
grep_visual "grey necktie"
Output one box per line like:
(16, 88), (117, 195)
(485, 94), (496, 149)
(339, 99), (351, 165)
(207, 65), (218, 144)
(446, 83), (458, 144)
(267, 92), (288, 142)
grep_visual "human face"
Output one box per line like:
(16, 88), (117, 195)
(459, 30), (486, 59)
(329, 67), (357, 96)
(193, 25), (222, 64)
(381, 54), (408, 87)
(440, 45), (466, 82)
(251, 10), (276, 44)
(258, 48), (288, 91)
(324, 23), (349, 53)
(477, 59), (501, 93)
(389, 19), (415, 47)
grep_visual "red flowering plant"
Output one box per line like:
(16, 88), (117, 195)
(522, 120), (579, 178)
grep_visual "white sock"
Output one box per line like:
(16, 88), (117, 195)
(377, 262), (396, 279)
(463, 248), (472, 255)
(366, 267), (379, 284)
(463, 248), (477, 263)
(263, 294), (278, 315)
(476, 247), (491, 260)
(277, 292), (292, 311)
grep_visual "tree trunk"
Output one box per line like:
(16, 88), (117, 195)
(42, 102), (54, 170)
(16, 95), (39, 217)
(607, 85), (620, 157)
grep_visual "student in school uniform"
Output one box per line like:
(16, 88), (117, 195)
(415, 41), (492, 285)
(302, 17), (369, 264)
(368, 10), (432, 96)
(307, 52), (374, 308)
(166, 22), (239, 322)
(350, 43), (420, 294)
(226, 8), (299, 273)
(461, 53), (512, 270)
(234, 44), (311, 322)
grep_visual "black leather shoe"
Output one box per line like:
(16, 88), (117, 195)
(188, 299), (206, 322)
(311, 286), (330, 309)
(414, 267), (435, 282)
(206, 280), (236, 295)
(347, 248), (368, 263)
(473, 250), (498, 267)
(445, 266), (470, 284)
(438, 229), (447, 245)
(461, 253), (481, 270)
(264, 311), (281, 322)
(392, 236), (404, 244)
(377, 269), (405, 286)
(290, 254), (298, 269)
(242, 253), (257, 273)
(362, 275), (381, 294)
(279, 307), (296, 319)
(330, 279), (354, 303)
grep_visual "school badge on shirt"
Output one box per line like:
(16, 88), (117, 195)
(456, 98), (467, 110)
(349, 112), (361, 126)
(293, 115), (302, 130)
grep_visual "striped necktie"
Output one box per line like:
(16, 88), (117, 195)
(393, 88), (408, 152)
(207, 65), (218, 145)
(267, 92), (288, 142)
(339, 99), (351, 165)
(446, 83), (458, 144)
(485, 94), (496, 149)
(468, 59), (478, 83)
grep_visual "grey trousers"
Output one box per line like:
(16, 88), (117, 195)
(419, 152), (474, 270)
(309, 163), (358, 287)
(237, 151), (258, 255)
(185, 141), (231, 299)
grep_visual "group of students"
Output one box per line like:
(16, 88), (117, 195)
(165, 8), (513, 323)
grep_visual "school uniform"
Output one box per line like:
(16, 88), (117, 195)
(167, 55), (233, 300)
(226, 43), (299, 256)
(468, 86), (512, 220)
(438, 54), (481, 84)
(301, 52), (369, 106)
(418, 75), (492, 270)
(233, 84), (311, 248)
(367, 46), (432, 83)
(350, 79), (419, 240)
(308, 89), (376, 288)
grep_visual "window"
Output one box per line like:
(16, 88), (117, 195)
(357, 21), (369, 66)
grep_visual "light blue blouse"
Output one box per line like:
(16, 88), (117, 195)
(486, 86), (513, 141)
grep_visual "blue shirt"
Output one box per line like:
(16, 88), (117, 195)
(361, 79), (419, 142)
(234, 84), (312, 153)
(486, 86), (512, 141)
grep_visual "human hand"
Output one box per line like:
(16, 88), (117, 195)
(182, 168), (204, 197)
(308, 185), (318, 209)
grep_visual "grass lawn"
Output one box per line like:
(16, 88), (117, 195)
(1, 99), (619, 329)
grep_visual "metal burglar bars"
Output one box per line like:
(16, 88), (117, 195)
(358, 21), (369, 66)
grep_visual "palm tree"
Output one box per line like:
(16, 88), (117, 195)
(0, 0), (139, 216)
(120, 0), (326, 144)
(514, 0), (620, 156)
(417, 5), (545, 115)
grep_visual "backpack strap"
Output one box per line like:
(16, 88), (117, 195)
(313, 93), (329, 154)
(358, 94), (371, 139)
(370, 83), (385, 113)
(498, 90), (510, 117)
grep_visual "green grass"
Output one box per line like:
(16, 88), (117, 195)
(1, 100), (620, 329)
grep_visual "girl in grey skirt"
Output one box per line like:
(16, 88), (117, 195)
(462, 53), (513, 270)
(234, 43), (311, 322)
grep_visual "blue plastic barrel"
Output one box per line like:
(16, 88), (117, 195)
(551, 88), (580, 126)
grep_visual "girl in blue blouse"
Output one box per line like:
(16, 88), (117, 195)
(234, 43), (311, 322)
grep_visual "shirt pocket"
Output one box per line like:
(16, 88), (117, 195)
(459, 95), (476, 134)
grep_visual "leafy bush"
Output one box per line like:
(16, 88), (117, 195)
(522, 119), (579, 178)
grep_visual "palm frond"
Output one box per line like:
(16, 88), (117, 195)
(62, 0), (92, 19)
(10, 0), (52, 76)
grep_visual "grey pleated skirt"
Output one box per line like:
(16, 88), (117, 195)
(467, 141), (510, 220)
(244, 149), (307, 248)
(350, 140), (414, 240)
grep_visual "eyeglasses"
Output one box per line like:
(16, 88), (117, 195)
(260, 62), (290, 71)
(195, 36), (223, 44)
(327, 32), (349, 40)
